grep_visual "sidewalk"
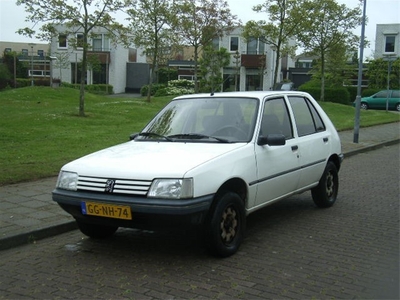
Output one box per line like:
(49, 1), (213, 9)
(1, 122), (399, 251)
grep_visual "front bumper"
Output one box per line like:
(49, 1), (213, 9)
(52, 188), (214, 229)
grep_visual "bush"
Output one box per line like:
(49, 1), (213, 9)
(154, 86), (195, 97)
(140, 83), (166, 96)
(168, 79), (195, 89)
(298, 86), (350, 104)
(61, 82), (114, 94)
(153, 79), (195, 97)
(362, 88), (381, 97)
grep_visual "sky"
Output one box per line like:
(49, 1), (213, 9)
(1, 0), (399, 58)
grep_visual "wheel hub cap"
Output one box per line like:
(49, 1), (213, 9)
(220, 206), (238, 244)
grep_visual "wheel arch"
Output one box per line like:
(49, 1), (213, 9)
(328, 154), (342, 172)
(213, 177), (248, 207)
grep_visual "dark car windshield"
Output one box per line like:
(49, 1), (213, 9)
(137, 97), (259, 143)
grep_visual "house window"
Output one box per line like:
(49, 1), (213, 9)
(385, 35), (395, 53)
(22, 49), (28, 56)
(212, 37), (220, 50)
(246, 38), (265, 55)
(58, 34), (67, 48)
(247, 38), (257, 54)
(92, 34), (110, 51)
(37, 50), (44, 57)
(230, 37), (239, 52)
(77, 33), (84, 49)
(5, 48), (11, 53)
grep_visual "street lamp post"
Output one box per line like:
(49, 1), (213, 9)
(353, 0), (367, 143)
(28, 43), (36, 86)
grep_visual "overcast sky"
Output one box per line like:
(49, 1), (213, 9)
(1, 0), (399, 58)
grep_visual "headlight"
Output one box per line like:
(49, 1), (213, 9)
(56, 171), (78, 191)
(148, 178), (193, 199)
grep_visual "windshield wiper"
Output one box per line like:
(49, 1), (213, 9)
(168, 133), (230, 143)
(136, 132), (174, 142)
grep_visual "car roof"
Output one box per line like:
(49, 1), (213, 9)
(173, 91), (310, 100)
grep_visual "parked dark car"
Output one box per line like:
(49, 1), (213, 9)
(358, 90), (400, 111)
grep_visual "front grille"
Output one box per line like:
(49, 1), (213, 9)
(77, 176), (152, 196)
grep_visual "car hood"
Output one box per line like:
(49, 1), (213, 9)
(62, 141), (247, 179)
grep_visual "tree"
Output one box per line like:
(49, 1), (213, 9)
(174, 0), (239, 92)
(126, 0), (177, 102)
(294, 0), (362, 100)
(16, 0), (128, 116)
(242, 0), (303, 88)
(199, 46), (231, 93)
(308, 41), (356, 88)
(366, 58), (400, 90)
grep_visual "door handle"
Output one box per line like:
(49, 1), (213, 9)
(291, 145), (298, 151)
(323, 137), (329, 142)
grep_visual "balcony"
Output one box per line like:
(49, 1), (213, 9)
(241, 54), (266, 68)
(87, 51), (111, 64)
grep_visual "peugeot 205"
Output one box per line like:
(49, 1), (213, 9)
(53, 91), (344, 257)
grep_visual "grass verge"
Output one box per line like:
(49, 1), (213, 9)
(0, 86), (398, 185)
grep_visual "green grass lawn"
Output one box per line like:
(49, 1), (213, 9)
(0, 86), (399, 185)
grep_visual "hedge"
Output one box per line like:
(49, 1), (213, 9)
(298, 86), (351, 105)
(61, 83), (114, 94)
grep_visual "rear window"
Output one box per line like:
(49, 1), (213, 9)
(288, 96), (326, 137)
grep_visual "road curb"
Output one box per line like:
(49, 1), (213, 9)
(0, 221), (77, 251)
(343, 139), (400, 158)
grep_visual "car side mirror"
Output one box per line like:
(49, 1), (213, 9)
(129, 133), (139, 141)
(257, 134), (286, 146)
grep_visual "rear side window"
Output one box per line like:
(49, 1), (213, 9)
(288, 96), (326, 137)
(391, 90), (400, 98)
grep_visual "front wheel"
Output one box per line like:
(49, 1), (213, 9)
(360, 102), (368, 110)
(206, 192), (246, 257)
(76, 220), (118, 238)
(312, 161), (339, 208)
(396, 103), (400, 112)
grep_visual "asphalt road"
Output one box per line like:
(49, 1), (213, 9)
(0, 145), (399, 299)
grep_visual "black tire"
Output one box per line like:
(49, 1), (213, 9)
(360, 102), (368, 110)
(396, 103), (400, 112)
(206, 192), (246, 257)
(76, 220), (118, 239)
(312, 161), (339, 208)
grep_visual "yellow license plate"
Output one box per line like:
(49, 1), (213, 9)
(82, 202), (132, 220)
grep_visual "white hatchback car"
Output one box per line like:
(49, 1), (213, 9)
(53, 91), (344, 257)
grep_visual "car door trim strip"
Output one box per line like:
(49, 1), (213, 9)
(249, 158), (326, 186)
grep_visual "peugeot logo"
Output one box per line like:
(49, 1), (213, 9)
(105, 179), (115, 193)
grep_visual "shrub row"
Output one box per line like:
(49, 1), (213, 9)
(298, 86), (351, 105)
(141, 79), (195, 97)
(56, 82), (114, 94)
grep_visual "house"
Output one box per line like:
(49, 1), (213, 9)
(49, 25), (147, 93)
(0, 41), (51, 83)
(169, 27), (296, 92)
(374, 24), (400, 59)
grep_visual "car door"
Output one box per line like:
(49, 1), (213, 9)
(252, 97), (301, 207)
(287, 95), (331, 189)
(370, 91), (389, 109)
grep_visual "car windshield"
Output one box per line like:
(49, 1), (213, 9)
(137, 97), (259, 143)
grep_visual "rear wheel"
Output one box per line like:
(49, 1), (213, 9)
(396, 103), (400, 112)
(76, 220), (118, 238)
(312, 161), (338, 208)
(360, 102), (368, 110)
(206, 192), (246, 257)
